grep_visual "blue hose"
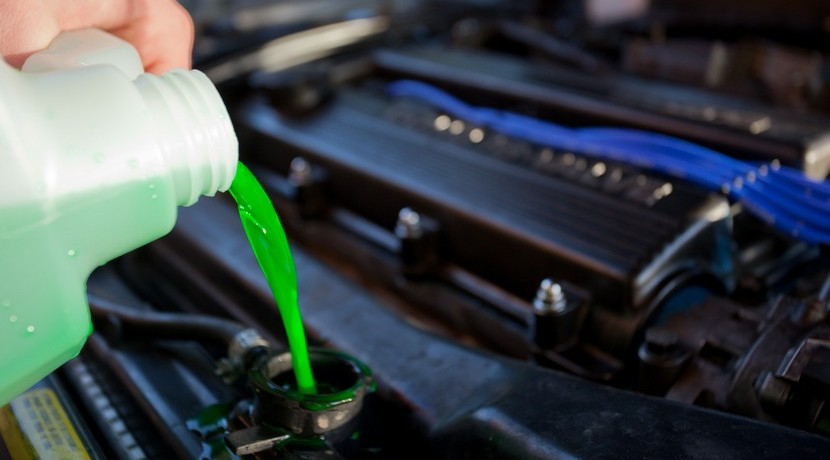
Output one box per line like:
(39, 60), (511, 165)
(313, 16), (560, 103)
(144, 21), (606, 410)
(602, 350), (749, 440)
(387, 80), (830, 245)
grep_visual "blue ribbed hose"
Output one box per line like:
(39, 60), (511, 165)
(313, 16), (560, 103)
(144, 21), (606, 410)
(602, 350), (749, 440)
(387, 80), (830, 245)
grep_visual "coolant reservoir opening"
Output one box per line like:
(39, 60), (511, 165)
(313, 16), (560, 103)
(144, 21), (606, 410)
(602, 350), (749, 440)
(248, 349), (373, 437)
(267, 352), (363, 396)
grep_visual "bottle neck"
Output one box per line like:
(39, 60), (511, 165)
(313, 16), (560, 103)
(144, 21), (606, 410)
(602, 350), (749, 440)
(134, 69), (238, 206)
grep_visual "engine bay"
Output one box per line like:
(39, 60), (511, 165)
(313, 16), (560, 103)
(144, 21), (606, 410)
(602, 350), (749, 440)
(5, 1), (830, 458)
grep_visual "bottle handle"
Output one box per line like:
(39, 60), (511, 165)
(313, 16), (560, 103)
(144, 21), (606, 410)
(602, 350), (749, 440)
(21, 28), (143, 79)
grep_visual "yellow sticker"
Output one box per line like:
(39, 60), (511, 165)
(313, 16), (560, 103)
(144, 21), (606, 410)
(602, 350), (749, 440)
(0, 403), (33, 459)
(0, 388), (91, 460)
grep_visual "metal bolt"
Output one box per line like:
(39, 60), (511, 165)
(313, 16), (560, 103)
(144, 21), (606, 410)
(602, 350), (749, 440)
(396, 207), (422, 239)
(534, 279), (567, 313)
(228, 329), (270, 364)
(289, 157), (312, 185)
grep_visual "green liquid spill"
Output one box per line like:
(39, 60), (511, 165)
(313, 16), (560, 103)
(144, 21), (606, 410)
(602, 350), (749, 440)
(187, 404), (238, 460)
(229, 162), (317, 394)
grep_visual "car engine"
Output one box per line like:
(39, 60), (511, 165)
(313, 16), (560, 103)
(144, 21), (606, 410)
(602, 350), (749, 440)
(4, 1), (830, 458)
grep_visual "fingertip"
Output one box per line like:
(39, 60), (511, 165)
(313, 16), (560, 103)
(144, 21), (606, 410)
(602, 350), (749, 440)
(3, 52), (30, 68)
(147, 2), (194, 73)
(144, 60), (174, 75)
(144, 45), (192, 74)
(176, 3), (195, 69)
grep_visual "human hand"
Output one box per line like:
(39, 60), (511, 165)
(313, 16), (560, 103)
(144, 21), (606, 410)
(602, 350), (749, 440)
(0, 0), (193, 74)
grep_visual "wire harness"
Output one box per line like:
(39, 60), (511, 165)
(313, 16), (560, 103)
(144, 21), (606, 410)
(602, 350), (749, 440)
(387, 80), (830, 245)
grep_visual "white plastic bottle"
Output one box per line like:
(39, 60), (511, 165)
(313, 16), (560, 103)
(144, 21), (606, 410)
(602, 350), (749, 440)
(0, 29), (238, 405)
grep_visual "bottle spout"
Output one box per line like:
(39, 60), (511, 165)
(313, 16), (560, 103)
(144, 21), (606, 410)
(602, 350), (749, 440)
(135, 69), (238, 206)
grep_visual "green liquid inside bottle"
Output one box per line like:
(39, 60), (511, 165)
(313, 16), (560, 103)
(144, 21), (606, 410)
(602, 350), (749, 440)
(229, 162), (317, 394)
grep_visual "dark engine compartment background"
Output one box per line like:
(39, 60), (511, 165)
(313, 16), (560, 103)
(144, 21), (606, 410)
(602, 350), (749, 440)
(6, 1), (830, 458)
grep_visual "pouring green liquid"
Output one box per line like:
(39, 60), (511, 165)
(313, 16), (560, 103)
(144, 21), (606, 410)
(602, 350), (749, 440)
(229, 162), (317, 394)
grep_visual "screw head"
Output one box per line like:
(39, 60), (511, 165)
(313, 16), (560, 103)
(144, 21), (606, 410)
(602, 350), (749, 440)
(289, 157), (312, 185)
(534, 279), (567, 313)
(396, 207), (423, 238)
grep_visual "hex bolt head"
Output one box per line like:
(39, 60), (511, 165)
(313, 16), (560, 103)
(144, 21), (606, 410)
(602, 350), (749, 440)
(396, 207), (423, 239)
(289, 157), (312, 185)
(534, 278), (567, 313)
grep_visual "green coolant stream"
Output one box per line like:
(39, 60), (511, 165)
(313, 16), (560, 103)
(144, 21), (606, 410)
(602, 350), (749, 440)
(229, 162), (317, 395)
